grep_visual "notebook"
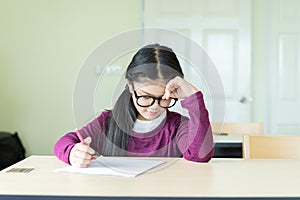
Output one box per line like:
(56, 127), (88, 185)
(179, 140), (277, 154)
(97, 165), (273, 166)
(54, 156), (166, 178)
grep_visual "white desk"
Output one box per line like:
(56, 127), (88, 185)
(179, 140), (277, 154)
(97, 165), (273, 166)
(213, 134), (242, 143)
(1, 156), (300, 199)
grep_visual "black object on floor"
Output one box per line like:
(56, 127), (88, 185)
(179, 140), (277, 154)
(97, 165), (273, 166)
(0, 131), (26, 170)
(213, 142), (242, 158)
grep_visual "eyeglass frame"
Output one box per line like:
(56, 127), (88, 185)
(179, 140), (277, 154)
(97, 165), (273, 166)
(133, 90), (178, 108)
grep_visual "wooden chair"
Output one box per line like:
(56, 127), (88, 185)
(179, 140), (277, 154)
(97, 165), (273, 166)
(243, 135), (300, 159)
(211, 122), (264, 135)
(211, 122), (264, 158)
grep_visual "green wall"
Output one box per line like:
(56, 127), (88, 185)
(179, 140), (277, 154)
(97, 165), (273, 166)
(0, 0), (266, 155)
(0, 0), (140, 155)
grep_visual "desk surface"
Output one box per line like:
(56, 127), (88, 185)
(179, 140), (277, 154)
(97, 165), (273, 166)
(1, 156), (300, 198)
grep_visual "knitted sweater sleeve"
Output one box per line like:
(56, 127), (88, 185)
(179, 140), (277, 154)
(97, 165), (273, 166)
(53, 111), (109, 164)
(175, 91), (214, 162)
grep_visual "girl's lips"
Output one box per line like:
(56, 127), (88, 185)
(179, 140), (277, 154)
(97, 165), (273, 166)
(147, 111), (157, 115)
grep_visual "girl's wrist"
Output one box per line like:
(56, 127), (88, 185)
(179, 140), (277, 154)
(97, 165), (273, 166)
(181, 85), (198, 99)
(188, 84), (199, 96)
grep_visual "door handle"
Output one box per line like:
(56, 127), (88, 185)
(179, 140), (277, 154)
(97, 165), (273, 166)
(239, 96), (253, 104)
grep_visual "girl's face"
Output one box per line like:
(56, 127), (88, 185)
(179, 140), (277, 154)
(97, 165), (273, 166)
(130, 81), (167, 121)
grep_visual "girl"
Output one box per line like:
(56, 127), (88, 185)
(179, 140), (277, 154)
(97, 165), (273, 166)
(54, 44), (214, 167)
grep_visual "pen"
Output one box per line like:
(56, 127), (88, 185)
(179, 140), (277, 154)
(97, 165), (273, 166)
(75, 129), (99, 158)
(75, 129), (87, 145)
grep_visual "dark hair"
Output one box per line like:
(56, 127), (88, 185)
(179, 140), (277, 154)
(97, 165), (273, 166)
(102, 44), (184, 156)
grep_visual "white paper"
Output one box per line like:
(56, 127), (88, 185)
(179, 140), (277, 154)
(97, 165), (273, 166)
(54, 156), (166, 178)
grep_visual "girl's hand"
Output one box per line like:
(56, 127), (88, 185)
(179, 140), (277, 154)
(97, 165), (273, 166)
(163, 76), (198, 100)
(69, 137), (96, 168)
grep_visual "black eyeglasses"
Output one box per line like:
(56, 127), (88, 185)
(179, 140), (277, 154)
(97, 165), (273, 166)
(133, 91), (178, 108)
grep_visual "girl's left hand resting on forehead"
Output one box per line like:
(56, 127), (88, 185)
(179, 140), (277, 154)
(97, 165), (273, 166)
(162, 76), (199, 100)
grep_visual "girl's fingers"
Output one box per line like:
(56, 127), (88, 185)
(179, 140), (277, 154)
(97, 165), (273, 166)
(163, 89), (178, 99)
(84, 136), (92, 144)
(72, 162), (89, 168)
(69, 158), (90, 168)
(71, 150), (93, 168)
(73, 155), (92, 164)
(163, 79), (180, 99)
(69, 142), (96, 168)
(164, 76), (199, 99)
(74, 148), (93, 160)
(162, 89), (171, 100)
(76, 143), (95, 155)
(164, 83), (180, 99)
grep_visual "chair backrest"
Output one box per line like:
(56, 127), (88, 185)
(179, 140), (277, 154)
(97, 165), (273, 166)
(243, 135), (300, 159)
(211, 122), (264, 135)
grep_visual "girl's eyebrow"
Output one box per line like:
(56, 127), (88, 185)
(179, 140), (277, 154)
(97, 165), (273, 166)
(138, 89), (163, 97)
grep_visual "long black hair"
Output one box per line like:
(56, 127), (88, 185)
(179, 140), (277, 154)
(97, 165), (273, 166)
(102, 44), (184, 156)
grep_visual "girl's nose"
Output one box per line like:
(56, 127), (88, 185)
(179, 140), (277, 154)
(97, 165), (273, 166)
(150, 99), (160, 108)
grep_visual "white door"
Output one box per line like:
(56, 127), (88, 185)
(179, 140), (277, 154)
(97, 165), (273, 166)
(142, 0), (252, 123)
(267, 0), (300, 135)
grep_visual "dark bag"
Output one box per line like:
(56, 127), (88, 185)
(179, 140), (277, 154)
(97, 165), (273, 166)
(0, 131), (26, 170)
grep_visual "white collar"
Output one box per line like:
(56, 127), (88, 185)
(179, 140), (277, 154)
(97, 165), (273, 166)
(132, 111), (167, 133)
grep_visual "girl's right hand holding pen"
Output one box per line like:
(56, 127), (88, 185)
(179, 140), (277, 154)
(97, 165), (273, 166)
(69, 137), (96, 168)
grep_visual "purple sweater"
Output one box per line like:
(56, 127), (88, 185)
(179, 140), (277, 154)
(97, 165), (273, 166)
(54, 91), (214, 164)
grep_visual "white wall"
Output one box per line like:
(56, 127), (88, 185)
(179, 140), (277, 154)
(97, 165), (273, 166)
(252, 0), (265, 123)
